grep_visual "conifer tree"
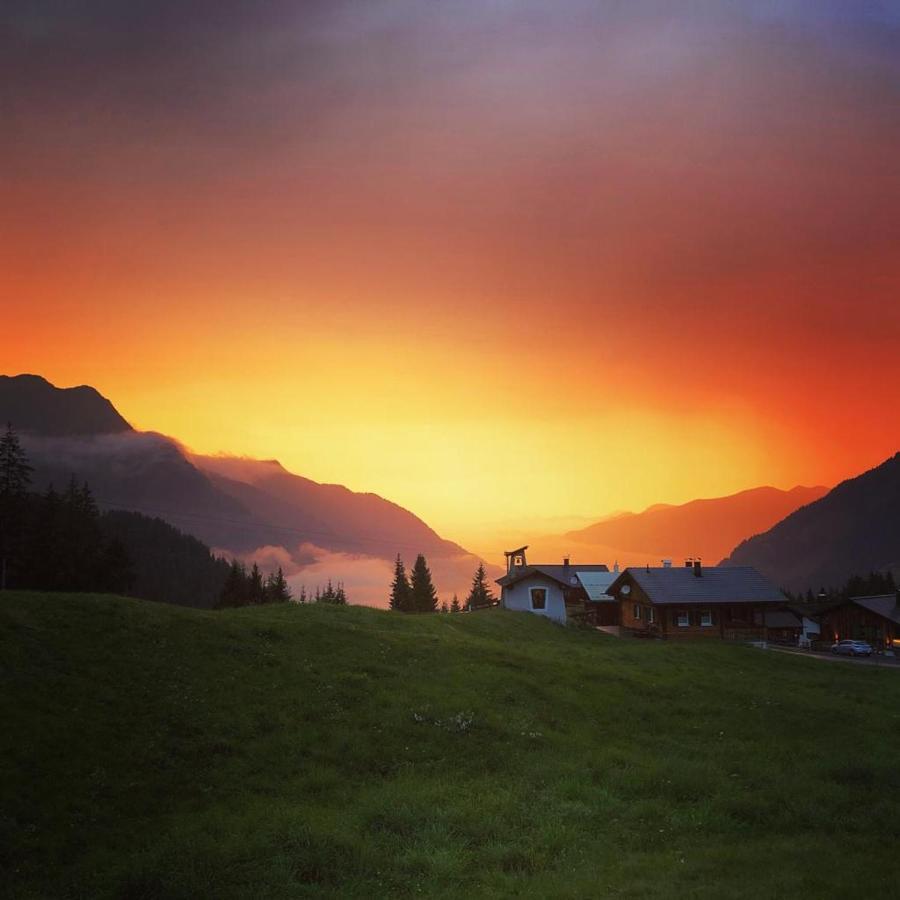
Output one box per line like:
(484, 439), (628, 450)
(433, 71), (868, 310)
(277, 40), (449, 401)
(218, 559), (246, 608)
(465, 562), (495, 611)
(410, 553), (438, 613)
(334, 581), (348, 605)
(298, 585), (307, 603)
(440, 600), (449, 614)
(389, 554), (412, 611)
(450, 594), (461, 613)
(0, 424), (33, 590)
(249, 562), (264, 604)
(268, 566), (291, 602)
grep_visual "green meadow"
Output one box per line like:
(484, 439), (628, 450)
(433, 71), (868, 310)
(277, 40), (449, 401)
(2, 592), (899, 898)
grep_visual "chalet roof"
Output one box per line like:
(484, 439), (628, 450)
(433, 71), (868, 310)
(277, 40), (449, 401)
(608, 565), (784, 606)
(496, 563), (609, 590)
(764, 609), (802, 629)
(850, 594), (900, 626)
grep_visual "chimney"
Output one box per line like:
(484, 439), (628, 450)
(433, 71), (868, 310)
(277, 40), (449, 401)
(685, 558), (694, 569)
(693, 559), (702, 578)
(563, 556), (570, 571)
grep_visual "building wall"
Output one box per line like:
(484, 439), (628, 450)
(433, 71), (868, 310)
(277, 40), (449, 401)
(821, 605), (898, 647)
(501, 574), (567, 624)
(609, 573), (775, 639)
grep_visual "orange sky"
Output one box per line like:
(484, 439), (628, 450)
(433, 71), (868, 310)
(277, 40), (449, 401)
(3, 2), (899, 555)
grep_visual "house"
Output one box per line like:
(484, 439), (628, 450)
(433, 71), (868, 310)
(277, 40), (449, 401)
(605, 559), (786, 639)
(818, 593), (900, 651)
(496, 546), (615, 625)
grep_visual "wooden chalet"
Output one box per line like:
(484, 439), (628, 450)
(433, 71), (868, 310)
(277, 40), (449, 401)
(605, 560), (786, 640)
(818, 593), (900, 651)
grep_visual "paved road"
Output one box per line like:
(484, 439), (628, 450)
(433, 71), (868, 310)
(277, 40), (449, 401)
(768, 647), (900, 668)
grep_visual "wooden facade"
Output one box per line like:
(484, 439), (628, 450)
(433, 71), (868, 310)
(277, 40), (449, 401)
(608, 568), (782, 641)
(820, 601), (900, 650)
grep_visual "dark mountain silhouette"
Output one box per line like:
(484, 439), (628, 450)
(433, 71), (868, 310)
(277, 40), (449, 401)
(565, 485), (828, 566)
(723, 454), (900, 593)
(0, 374), (483, 600)
(0, 374), (131, 435)
(193, 455), (467, 558)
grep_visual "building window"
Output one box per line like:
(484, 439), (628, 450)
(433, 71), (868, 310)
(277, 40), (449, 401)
(700, 610), (713, 627)
(676, 611), (689, 627)
(530, 588), (546, 610)
(633, 604), (641, 620)
(514, 555), (524, 567)
(648, 607), (656, 624)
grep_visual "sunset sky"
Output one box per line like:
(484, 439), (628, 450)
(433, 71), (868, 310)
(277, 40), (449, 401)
(3, 1), (899, 555)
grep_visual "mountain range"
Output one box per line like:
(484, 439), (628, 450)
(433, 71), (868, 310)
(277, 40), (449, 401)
(4, 374), (898, 602)
(723, 453), (900, 593)
(1, 374), (483, 604)
(563, 484), (829, 567)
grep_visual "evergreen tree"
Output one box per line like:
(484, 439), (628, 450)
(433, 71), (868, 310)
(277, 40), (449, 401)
(268, 566), (292, 602)
(249, 562), (264, 604)
(465, 562), (495, 611)
(298, 585), (307, 603)
(218, 559), (246, 608)
(389, 554), (412, 611)
(0, 424), (33, 590)
(334, 581), (348, 605)
(440, 600), (449, 614)
(450, 594), (461, 613)
(410, 553), (438, 613)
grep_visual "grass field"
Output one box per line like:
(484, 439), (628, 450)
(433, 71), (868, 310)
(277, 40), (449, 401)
(2, 592), (900, 898)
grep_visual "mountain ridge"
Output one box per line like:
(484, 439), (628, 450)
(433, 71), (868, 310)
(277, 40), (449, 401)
(564, 483), (829, 565)
(722, 452), (900, 592)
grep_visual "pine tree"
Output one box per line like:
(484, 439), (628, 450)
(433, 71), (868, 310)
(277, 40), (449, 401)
(0, 424), (33, 590)
(440, 600), (449, 614)
(410, 554), (438, 613)
(465, 562), (495, 611)
(269, 566), (292, 602)
(334, 581), (348, 605)
(389, 554), (412, 611)
(249, 563), (264, 604)
(218, 559), (246, 608)
(298, 585), (307, 603)
(450, 594), (460, 613)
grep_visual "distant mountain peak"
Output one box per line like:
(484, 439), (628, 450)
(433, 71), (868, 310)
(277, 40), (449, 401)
(723, 453), (900, 592)
(0, 373), (132, 436)
(565, 483), (830, 564)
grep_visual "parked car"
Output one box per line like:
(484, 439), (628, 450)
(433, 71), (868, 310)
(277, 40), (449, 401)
(831, 639), (873, 657)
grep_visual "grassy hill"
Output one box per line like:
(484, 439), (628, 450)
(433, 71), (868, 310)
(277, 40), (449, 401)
(2, 594), (899, 898)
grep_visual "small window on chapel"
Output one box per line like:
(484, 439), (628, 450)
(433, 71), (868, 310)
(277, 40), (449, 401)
(514, 555), (524, 567)
(530, 588), (546, 610)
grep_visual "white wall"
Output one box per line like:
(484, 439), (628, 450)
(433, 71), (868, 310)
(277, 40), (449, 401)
(501, 574), (567, 624)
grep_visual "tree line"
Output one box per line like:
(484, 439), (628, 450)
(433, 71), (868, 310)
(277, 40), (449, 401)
(0, 424), (343, 609)
(389, 554), (496, 613)
(786, 569), (898, 605)
(0, 425), (134, 593)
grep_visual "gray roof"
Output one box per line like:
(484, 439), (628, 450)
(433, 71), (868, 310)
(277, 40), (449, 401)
(609, 565), (784, 606)
(576, 570), (618, 602)
(496, 563), (609, 589)
(764, 610), (802, 628)
(850, 594), (900, 626)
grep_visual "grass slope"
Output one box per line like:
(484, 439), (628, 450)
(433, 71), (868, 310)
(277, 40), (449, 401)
(2, 593), (899, 899)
